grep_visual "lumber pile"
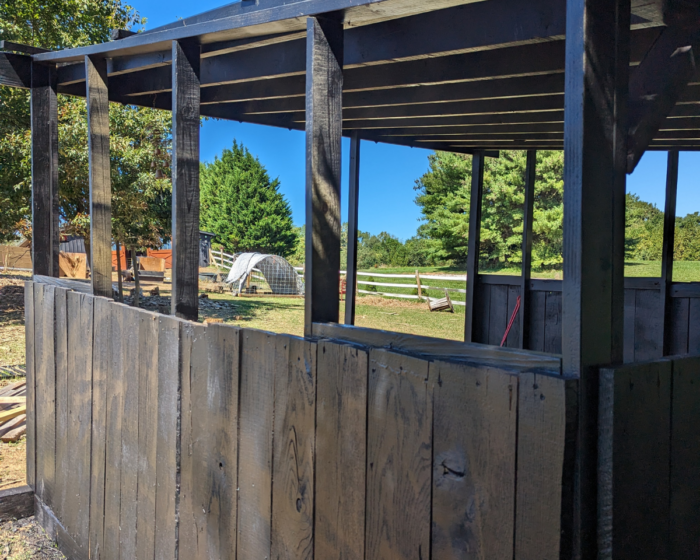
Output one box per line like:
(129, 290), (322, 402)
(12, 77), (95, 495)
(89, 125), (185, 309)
(0, 380), (27, 443)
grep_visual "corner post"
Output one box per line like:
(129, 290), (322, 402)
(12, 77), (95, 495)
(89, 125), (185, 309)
(519, 150), (536, 349)
(85, 56), (113, 298)
(562, 0), (630, 556)
(464, 152), (485, 343)
(304, 14), (344, 336)
(344, 131), (360, 325)
(31, 63), (59, 277)
(661, 150), (679, 355)
(171, 39), (201, 321)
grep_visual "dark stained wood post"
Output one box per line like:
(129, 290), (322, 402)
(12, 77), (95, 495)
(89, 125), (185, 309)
(344, 131), (360, 325)
(304, 14), (344, 336)
(519, 150), (536, 349)
(661, 150), (679, 355)
(562, 0), (630, 556)
(31, 63), (59, 277)
(464, 152), (485, 342)
(85, 56), (113, 298)
(171, 39), (201, 321)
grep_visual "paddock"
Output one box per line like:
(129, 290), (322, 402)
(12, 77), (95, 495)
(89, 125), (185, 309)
(4, 0), (700, 558)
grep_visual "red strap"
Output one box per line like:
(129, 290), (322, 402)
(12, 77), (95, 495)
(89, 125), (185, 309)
(500, 295), (521, 347)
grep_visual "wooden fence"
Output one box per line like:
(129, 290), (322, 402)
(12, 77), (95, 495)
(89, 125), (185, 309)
(25, 279), (575, 560)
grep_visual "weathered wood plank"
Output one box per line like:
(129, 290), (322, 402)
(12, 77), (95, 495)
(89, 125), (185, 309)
(104, 303), (126, 560)
(431, 360), (517, 559)
(304, 15), (343, 334)
(65, 292), (93, 552)
(31, 63), (59, 277)
(35, 495), (88, 560)
(24, 281), (35, 490)
(34, 283), (55, 507)
(623, 288), (636, 363)
(488, 284), (508, 346)
(53, 288), (68, 524)
(271, 336), (316, 560)
(520, 150), (536, 349)
(661, 151), (679, 355)
(0, 52), (31, 87)
(118, 305), (140, 560)
(85, 56), (113, 298)
(543, 291), (562, 354)
(365, 349), (432, 560)
(0, 485), (34, 521)
(527, 290), (546, 353)
(599, 360), (672, 560)
(135, 310), (159, 560)
(315, 340), (368, 560)
(154, 315), (181, 560)
(687, 298), (700, 356)
(90, 296), (111, 560)
(237, 329), (282, 559)
(171, 39), (201, 321)
(472, 281), (490, 345)
(669, 297), (690, 356)
(465, 153), (485, 342)
(506, 285), (521, 348)
(670, 356), (700, 560)
(515, 373), (575, 560)
(345, 131), (361, 326)
(634, 289), (662, 362)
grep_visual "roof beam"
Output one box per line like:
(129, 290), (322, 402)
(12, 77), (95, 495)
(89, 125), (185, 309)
(0, 53), (31, 88)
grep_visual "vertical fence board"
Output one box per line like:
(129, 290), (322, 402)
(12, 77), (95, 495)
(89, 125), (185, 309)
(154, 315), (181, 560)
(119, 306), (140, 560)
(544, 292), (562, 354)
(670, 356), (700, 560)
(365, 349), (432, 560)
(104, 303), (126, 560)
(272, 337), (317, 560)
(206, 323), (240, 558)
(65, 291), (93, 552)
(634, 290), (662, 361)
(431, 361), (517, 559)
(237, 329), (282, 560)
(473, 282), (490, 345)
(505, 285), (521, 348)
(686, 298), (700, 355)
(488, 285), (508, 346)
(528, 291), (546, 352)
(34, 283), (56, 507)
(90, 297), (111, 560)
(623, 288), (636, 363)
(54, 288), (68, 524)
(515, 373), (572, 560)
(315, 341), (368, 560)
(24, 281), (36, 490)
(669, 297), (689, 356)
(136, 310), (159, 560)
(179, 322), (209, 560)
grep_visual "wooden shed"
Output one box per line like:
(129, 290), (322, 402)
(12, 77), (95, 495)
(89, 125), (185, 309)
(3, 0), (700, 558)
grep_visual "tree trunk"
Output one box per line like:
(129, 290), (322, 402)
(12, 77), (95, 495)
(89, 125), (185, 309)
(132, 246), (140, 308)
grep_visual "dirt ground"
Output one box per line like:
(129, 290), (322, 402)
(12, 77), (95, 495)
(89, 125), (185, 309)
(0, 517), (65, 559)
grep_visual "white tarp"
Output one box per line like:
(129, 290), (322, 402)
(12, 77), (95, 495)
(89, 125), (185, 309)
(225, 252), (304, 295)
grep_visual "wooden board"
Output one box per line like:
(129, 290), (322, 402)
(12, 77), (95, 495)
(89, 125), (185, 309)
(0, 485), (34, 521)
(527, 290), (546, 353)
(237, 329), (282, 560)
(1, 424), (26, 443)
(543, 292), (562, 354)
(488, 284), (508, 346)
(104, 302), (127, 559)
(135, 309), (159, 560)
(0, 245), (32, 269)
(670, 356), (700, 560)
(633, 289), (663, 362)
(506, 285), (521, 348)
(65, 291), (93, 553)
(431, 360), (517, 559)
(315, 340), (368, 560)
(58, 252), (88, 279)
(623, 288), (636, 363)
(687, 298), (700, 355)
(0, 414), (27, 439)
(154, 315), (181, 560)
(668, 297), (689, 356)
(89, 296), (111, 560)
(271, 336), (316, 560)
(53, 288), (68, 524)
(34, 282), (55, 507)
(118, 305), (140, 559)
(515, 372), (573, 560)
(365, 348), (432, 560)
(24, 281), (35, 490)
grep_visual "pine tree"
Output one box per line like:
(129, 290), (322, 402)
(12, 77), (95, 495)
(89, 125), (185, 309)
(200, 141), (297, 256)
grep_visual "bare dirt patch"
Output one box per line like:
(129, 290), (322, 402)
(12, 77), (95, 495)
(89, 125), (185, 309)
(0, 516), (65, 559)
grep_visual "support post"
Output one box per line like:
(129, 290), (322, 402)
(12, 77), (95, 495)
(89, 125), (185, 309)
(171, 39), (201, 321)
(519, 150), (536, 349)
(464, 152), (485, 342)
(304, 14), (344, 336)
(85, 55), (113, 298)
(661, 150), (679, 355)
(562, 0), (630, 557)
(31, 63), (59, 277)
(344, 131), (360, 325)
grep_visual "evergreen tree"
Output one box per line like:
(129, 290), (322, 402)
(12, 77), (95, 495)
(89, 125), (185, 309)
(200, 141), (296, 256)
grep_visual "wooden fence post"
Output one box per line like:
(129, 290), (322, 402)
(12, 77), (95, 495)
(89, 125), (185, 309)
(31, 63), (59, 277)
(415, 270), (422, 300)
(171, 39), (201, 321)
(304, 14), (344, 336)
(464, 152), (485, 342)
(345, 131), (360, 325)
(85, 55), (113, 299)
(661, 150), (679, 356)
(519, 150), (536, 349)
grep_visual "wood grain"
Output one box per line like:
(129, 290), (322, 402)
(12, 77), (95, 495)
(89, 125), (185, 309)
(0, 485), (34, 521)
(365, 349), (432, 560)
(345, 132), (361, 326)
(431, 360), (517, 559)
(24, 281), (35, 490)
(237, 329), (282, 560)
(465, 153), (484, 342)
(315, 340), (368, 560)
(271, 336), (317, 560)
(53, 287), (68, 524)
(136, 309), (159, 560)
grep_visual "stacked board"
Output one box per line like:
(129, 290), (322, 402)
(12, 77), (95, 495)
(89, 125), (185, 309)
(0, 379), (27, 443)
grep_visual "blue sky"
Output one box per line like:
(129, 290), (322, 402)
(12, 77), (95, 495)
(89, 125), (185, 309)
(134, 0), (700, 239)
